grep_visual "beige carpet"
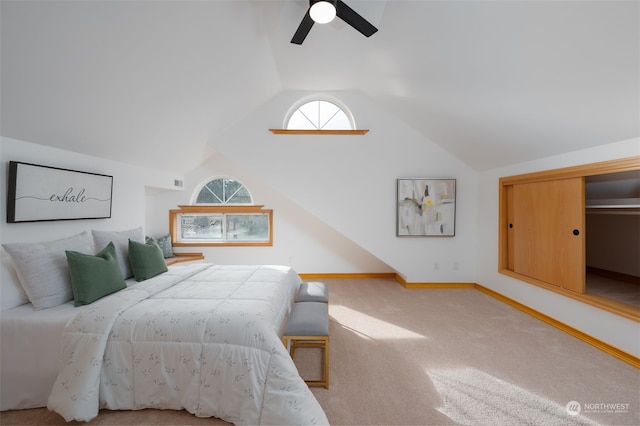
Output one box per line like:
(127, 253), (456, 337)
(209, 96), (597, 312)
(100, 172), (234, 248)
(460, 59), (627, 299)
(1, 278), (638, 425)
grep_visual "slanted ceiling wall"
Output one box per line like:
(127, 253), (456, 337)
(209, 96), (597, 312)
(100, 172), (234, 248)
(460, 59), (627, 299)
(145, 152), (395, 274)
(215, 91), (479, 282)
(148, 91), (479, 283)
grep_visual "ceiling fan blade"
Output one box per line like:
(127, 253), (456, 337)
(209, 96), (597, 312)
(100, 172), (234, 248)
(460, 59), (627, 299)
(335, 0), (378, 37)
(291, 10), (315, 44)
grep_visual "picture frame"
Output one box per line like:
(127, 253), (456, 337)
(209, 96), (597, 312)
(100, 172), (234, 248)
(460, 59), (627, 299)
(397, 178), (456, 236)
(7, 161), (113, 223)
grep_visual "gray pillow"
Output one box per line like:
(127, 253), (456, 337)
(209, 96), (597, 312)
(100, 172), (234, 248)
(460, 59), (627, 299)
(92, 227), (143, 279)
(146, 234), (173, 258)
(155, 234), (174, 258)
(66, 242), (126, 307)
(2, 231), (94, 310)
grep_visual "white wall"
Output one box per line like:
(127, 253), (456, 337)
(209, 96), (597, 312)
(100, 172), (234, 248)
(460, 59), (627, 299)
(145, 153), (394, 274)
(199, 90), (479, 282)
(476, 137), (640, 357)
(1, 136), (180, 246)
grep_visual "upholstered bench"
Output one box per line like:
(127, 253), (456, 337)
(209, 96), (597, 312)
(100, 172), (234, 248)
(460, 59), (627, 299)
(282, 301), (329, 389)
(295, 281), (329, 303)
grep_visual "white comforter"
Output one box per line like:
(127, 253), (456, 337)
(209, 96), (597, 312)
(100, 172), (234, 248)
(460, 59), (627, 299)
(47, 264), (328, 425)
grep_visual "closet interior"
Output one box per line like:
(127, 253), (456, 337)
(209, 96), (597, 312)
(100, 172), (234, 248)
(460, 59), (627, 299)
(585, 170), (640, 308)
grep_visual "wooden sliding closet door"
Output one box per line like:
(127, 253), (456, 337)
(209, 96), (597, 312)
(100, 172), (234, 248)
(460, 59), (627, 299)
(512, 177), (585, 293)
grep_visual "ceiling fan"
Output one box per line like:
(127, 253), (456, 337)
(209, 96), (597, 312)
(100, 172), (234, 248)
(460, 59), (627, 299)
(291, 0), (378, 45)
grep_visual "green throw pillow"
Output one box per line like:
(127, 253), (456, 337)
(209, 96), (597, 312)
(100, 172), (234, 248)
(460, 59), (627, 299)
(66, 242), (127, 307)
(128, 239), (168, 281)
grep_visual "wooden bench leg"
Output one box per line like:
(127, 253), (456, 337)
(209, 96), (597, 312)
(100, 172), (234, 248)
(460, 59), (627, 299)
(282, 335), (329, 389)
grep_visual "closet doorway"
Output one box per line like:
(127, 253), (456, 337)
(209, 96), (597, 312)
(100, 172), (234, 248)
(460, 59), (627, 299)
(585, 170), (640, 308)
(499, 156), (639, 320)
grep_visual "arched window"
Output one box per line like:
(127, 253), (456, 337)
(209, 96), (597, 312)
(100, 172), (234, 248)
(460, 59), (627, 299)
(170, 177), (272, 246)
(285, 97), (355, 130)
(194, 178), (252, 205)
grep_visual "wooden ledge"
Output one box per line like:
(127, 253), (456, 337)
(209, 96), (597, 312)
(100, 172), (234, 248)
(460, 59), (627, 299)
(166, 252), (204, 265)
(269, 129), (368, 135)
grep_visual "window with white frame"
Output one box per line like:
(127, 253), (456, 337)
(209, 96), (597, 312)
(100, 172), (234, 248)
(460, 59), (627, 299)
(285, 98), (355, 130)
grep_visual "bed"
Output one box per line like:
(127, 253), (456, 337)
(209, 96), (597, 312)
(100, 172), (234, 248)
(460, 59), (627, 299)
(0, 230), (328, 425)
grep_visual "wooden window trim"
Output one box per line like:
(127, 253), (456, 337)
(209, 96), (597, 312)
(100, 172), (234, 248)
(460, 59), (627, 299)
(269, 129), (368, 135)
(170, 205), (273, 247)
(498, 156), (640, 322)
(165, 252), (205, 265)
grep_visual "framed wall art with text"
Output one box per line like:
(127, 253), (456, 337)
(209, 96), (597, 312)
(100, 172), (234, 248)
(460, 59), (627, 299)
(7, 161), (113, 223)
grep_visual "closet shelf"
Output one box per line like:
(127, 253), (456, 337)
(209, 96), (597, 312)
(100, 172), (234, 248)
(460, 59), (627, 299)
(586, 205), (640, 209)
(586, 198), (640, 209)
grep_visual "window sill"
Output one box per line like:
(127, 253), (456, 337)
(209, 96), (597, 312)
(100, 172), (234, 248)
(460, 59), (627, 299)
(165, 252), (205, 265)
(269, 129), (369, 135)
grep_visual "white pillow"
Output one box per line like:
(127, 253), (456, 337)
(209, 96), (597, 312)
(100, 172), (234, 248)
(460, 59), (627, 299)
(2, 231), (94, 310)
(0, 251), (29, 310)
(92, 227), (143, 279)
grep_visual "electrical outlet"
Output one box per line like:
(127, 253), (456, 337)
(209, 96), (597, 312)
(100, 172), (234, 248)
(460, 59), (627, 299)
(453, 262), (459, 270)
(434, 262), (439, 270)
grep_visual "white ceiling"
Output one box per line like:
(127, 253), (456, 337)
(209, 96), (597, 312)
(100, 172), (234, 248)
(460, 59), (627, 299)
(1, 0), (638, 173)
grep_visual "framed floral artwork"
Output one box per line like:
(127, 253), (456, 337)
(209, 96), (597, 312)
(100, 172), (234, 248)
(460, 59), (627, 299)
(397, 178), (456, 236)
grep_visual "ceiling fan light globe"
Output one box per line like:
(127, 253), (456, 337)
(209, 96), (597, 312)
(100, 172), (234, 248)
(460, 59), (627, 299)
(310, 1), (336, 24)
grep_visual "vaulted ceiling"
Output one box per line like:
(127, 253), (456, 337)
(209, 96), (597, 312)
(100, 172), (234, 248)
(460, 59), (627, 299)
(2, 0), (638, 173)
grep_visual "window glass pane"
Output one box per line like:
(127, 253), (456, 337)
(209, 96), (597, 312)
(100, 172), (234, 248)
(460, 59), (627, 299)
(318, 102), (340, 128)
(226, 184), (252, 204)
(225, 214), (269, 241)
(196, 180), (223, 204)
(288, 110), (315, 129)
(286, 100), (352, 130)
(324, 109), (351, 129)
(196, 178), (252, 205)
(298, 101), (320, 125)
(180, 214), (223, 240)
